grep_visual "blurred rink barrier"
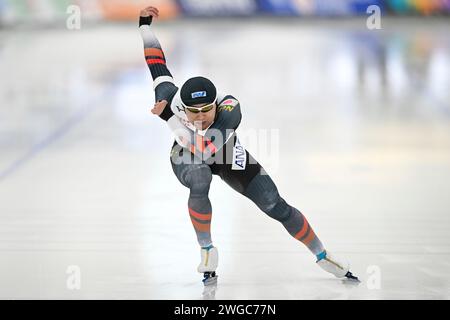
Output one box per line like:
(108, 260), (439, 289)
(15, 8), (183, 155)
(0, 0), (449, 27)
(0, 0), (180, 26)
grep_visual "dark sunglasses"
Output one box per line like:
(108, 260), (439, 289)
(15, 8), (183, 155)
(185, 101), (216, 114)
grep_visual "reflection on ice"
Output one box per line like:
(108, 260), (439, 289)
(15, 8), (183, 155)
(202, 282), (218, 300)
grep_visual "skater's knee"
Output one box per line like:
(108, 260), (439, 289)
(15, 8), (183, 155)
(264, 196), (291, 222)
(187, 165), (212, 194)
(244, 173), (290, 221)
(257, 189), (279, 213)
(253, 188), (290, 221)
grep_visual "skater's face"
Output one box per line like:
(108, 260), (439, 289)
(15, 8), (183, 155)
(185, 102), (217, 130)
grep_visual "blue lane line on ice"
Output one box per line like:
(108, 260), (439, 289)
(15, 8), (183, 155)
(0, 85), (117, 183)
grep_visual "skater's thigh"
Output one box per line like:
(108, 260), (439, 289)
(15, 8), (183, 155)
(172, 162), (213, 189)
(242, 171), (293, 222)
(170, 145), (212, 189)
(244, 171), (281, 208)
(211, 150), (262, 194)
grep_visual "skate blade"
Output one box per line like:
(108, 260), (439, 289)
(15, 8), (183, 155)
(344, 271), (360, 282)
(202, 275), (218, 286)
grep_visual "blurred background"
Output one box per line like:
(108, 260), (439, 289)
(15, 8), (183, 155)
(0, 0), (450, 25)
(0, 0), (449, 299)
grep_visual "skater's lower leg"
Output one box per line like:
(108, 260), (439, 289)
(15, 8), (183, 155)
(243, 172), (325, 257)
(171, 161), (214, 247)
(185, 165), (214, 248)
(171, 161), (219, 283)
(243, 172), (358, 280)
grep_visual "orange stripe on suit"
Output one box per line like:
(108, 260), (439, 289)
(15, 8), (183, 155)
(190, 218), (211, 233)
(303, 228), (317, 246)
(190, 144), (196, 154)
(146, 58), (166, 65)
(294, 215), (309, 240)
(189, 207), (212, 221)
(206, 140), (217, 153)
(196, 135), (205, 152)
(144, 48), (164, 58)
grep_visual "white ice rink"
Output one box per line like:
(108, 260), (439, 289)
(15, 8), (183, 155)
(0, 17), (449, 299)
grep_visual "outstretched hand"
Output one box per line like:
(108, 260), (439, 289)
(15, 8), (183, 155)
(151, 100), (168, 116)
(140, 6), (159, 18)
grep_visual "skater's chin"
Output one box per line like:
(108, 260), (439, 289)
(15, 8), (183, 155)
(193, 120), (211, 130)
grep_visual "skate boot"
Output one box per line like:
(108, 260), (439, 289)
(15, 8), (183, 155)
(316, 250), (359, 282)
(198, 245), (218, 286)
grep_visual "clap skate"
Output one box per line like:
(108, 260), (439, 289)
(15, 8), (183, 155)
(316, 250), (360, 282)
(198, 246), (219, 286)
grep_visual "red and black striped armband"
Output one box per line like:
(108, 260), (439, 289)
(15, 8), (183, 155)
(144, 47), (166, 66)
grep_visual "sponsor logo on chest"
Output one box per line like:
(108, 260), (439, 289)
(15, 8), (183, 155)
(219, 98), (238, 112)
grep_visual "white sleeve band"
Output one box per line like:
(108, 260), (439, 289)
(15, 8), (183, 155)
(139, 24), (152, 39)
(140, 25), (161, 49)
(153, 76), (175, 90)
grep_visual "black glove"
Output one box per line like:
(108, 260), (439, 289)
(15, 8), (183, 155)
(139, 15), (153, 27)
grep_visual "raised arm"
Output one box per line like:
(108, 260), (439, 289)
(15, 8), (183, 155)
(139, 6), (177, 121)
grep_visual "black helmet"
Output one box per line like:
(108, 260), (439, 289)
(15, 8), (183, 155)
(180, 76), (217, 107)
